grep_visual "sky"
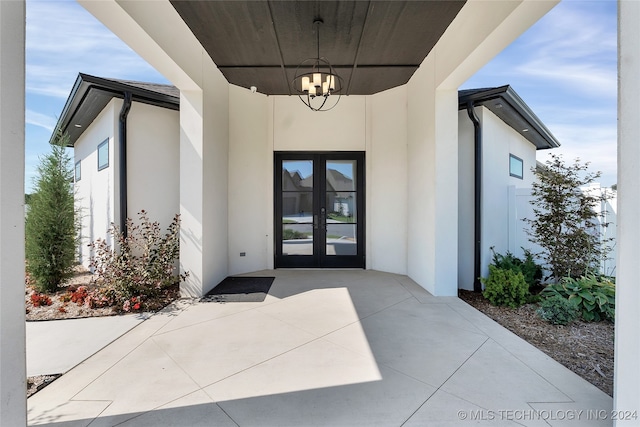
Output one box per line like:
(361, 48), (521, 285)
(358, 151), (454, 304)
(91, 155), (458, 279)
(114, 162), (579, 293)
(25, 0), (618, 192)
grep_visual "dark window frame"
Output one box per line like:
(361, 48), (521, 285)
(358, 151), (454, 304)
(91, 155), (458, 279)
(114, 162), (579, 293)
(509, 153), (524, 179)
(97, 139), (109, 171)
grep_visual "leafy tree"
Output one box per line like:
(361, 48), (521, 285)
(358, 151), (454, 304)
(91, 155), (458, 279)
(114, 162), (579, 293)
(25, 129), (79, 292)
(525, 154), (612, 280)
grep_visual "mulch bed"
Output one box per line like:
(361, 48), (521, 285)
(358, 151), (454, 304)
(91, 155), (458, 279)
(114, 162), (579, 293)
(459, 290), (614, 397)
(26, 271), (180, 321)
(27, 375), (62, 398)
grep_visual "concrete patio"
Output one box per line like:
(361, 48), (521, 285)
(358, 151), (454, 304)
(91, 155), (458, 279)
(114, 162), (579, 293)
(27, 270), (612, 426)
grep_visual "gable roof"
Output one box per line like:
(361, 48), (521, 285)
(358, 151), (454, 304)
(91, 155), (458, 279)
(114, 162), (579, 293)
(458, 85), (560, 150)
(52, 73), (179, 146)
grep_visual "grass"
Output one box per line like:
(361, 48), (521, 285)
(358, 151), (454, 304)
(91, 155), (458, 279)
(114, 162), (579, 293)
(327, 213), (355, 223)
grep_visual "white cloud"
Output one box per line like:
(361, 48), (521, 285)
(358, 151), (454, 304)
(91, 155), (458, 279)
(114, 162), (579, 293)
(464, 0), (617, 186)
(26, 109), (57, 133)
(512, 0), (616, 97)
(538, 121), (618, 186)
(26, 0), (167, 99)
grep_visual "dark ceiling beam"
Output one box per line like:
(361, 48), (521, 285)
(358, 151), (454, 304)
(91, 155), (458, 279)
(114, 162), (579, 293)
(346, 0), (372, 95)
(266, 0), (291, 95)
(216, 64), (421, 70)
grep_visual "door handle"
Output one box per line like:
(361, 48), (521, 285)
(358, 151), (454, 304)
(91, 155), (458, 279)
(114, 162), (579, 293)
(320, 207), (326, 230)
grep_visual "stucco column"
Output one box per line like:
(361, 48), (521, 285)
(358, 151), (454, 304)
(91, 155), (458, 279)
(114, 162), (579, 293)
(0, 0), (27, 425)
(179, 66), (230, 297)
(407, 67), (459, 296)
(614, 0), (640, 421)
(179, 90), (206, 297)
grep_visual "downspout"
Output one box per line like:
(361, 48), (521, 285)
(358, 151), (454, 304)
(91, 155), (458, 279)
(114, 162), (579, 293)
(466, 101), (482, 292)
(119, 92), (132, 237)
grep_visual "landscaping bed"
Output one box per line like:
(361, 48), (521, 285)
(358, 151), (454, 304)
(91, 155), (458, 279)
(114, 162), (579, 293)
(459, 289), (614, 397)
(26, 268), (180, 321)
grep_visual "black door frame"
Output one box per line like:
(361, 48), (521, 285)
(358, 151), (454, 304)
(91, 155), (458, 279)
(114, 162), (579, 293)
(274, 152), (365, 268)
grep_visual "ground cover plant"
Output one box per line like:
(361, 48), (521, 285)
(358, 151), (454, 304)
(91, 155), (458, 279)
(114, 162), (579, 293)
(536, 294), (579, 325)
(540, 275), (615, 322)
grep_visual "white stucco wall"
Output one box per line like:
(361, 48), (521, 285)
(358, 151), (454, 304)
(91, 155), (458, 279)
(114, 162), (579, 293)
(368, 86), (408, 274)
(228, 85), (270, 274)
(458, 109), (475, 290)
(227, 86), (409, 277)
(273, 96), (366, 152)
(126, 100), (180, 230)
(457, 107), (538, 290)
(480, 107), (536, 275)
(407, 56), (460, 296)
(74, 99), (118, 268)
(200, 59), (230, 296)
(74, 99), (179, 270)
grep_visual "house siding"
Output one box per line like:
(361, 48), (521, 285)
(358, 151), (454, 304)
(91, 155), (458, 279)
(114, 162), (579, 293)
(457, 106), (539, 290)
(74, 98), (179, 270)
(126, 101), (180, 230)
(74, 99), (118, 268)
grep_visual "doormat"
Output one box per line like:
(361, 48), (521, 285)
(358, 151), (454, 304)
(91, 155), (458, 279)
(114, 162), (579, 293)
(202, 276), (275, 303)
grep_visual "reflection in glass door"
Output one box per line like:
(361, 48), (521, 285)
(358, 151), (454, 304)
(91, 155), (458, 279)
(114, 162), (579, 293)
(281, 159), (314, 257)
(275, 152), (365, 268)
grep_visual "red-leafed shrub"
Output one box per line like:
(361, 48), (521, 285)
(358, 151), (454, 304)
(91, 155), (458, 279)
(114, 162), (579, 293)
(30, 292), (52, 307)
(89, 210), (187, 312)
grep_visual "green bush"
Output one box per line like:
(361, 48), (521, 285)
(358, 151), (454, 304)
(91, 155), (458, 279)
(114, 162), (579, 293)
(89, 210), (188, 311)
(540, 274), (615, 322)
(490, 248), (542, 291)
(282, 228), (308, 240)
(25, 130), (79, 292)
(536, 295), (579, 325)
(481, 265), (528, 308)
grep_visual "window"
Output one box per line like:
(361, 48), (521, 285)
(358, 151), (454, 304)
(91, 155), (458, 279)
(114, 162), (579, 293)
(97, 139), (109, 171)
(509, 154), (523, 179)
(75, 161), (81, 182)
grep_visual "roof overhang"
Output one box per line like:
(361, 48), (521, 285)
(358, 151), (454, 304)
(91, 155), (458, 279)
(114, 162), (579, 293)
(458, 85), (560, 150)
(169, 0), (466, 95)
(53, 73), (179, 147)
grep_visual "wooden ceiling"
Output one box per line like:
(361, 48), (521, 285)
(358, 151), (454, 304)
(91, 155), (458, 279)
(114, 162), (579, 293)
(170, 1), (466, 95)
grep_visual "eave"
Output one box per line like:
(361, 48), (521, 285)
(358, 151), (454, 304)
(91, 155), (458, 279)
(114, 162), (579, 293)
(458, 85), (561, 150)
(52, 73), (179, 147)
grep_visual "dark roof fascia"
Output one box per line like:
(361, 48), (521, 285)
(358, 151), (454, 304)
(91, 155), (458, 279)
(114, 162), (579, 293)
(53, 73), (179, 147)
(458, 85), (561, 150)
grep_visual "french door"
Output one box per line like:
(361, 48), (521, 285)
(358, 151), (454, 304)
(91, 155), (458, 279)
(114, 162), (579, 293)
(274, 152), (365, 268)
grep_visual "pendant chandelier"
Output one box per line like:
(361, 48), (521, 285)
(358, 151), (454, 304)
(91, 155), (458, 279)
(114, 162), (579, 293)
(292, 19), (343, 112)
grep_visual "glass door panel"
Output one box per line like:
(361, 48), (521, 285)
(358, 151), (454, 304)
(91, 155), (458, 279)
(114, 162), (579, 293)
(275, 153), (364, 268)
(281, 160), (314, 256)
(325, 160), (358, 257)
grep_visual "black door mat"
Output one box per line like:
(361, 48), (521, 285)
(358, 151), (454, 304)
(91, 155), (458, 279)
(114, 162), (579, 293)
(202, 276), (275, 303)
